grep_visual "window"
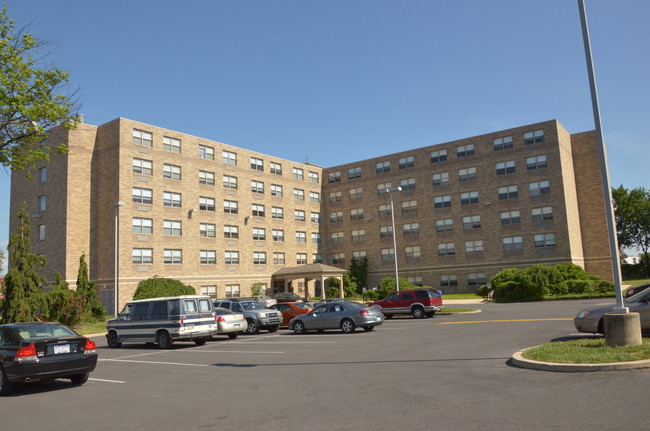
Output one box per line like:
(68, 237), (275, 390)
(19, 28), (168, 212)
(251, 157), (264, 171)
(163, 136), (181, 153)
(309, 191), (320, 203)
(133, 129), (152, 147)
(500, 210), (521, 226)
(461, 192), (479, 205)
(503, 236), (524, 251)
(534, 233), (556, 248)
(222, 150), (237, 165)
(224, 225), (239, 239)
(330, 211), (343, 223)
(313, 253), (323, 263)
(309, 171), (319, 183)
(273, 252), (285, 265)
(218, 176), (237, 191)
(379, 226), (393, 238)
(271, 184), (283, 197)
(377, 182), (392, 194)
(252, 204), (265, 217)
(295, 231), (306, 243)
(349, 187), (363, 200)
(350, 208), (364, 220)
(468, 273), (486, 287)
(225, 251), (240, 265)
(311, 232), (321, 244)
(39, 166), (47, 183)
(381, 248), (395, 261)
(458, 167), (477, 182)
(457, 144), (475, 158)
(402, 200), (417, 214)
(329, 191), (342, 202)
(272, 229), (285, 242)
(462, 215), (481, 229)
(434, 195), (451, 208)
(199, 170), (215, 185)
(440, 275), (458, 288)
(403, 223), (419, 236)
(294, 188), (305, 201)
(524, 130), (545, 145)
(498, 185), (518, 200)
(310, 212), (320, 223)
(132, 217), (153, 234)
(378, 204), (391, 217)
(200, 285), (217, 297)
(163, 164), (181, 180)
(400, 178), (416, 190)
(532, 207), (554, 222)
(405, 246), (421, 259)
(225, 284), (240, 297)
(164, 249), (182, 264)
(436, 219), (453, 232)
(332, 253), (345, 265)
(253, 252), (267, 265)
(293, 167), (304, 180)
(294, 210), (306, 222)
(163, 220), (182, 236)
(408, 276), (424, 287)
(270, 161), (282, 175)
(526, 155), (548, 170)
(199, 223), (216, 238)
(271, 206), (284, 219)
(328, 171), (341, 183)
(132, 248), (153, 264)
(529, 180), (550, 196)
(438, 243), (455, 256)
(331, 232), (344, 244)
(39, 195), (46, 212)
(132, 158), (153, 175)
(465, 240), (484, 254)
(493, 136), (513, 151)
(376, 161), (391, 174)
(297, 253), (308, 265)
(251, 180), (264, 194)
(398, 156), (414, 169)
(224, 200), (238, 214)
(431, 149), (447, 163)
(348, 167), (362, 179)
(352, 251), (367, 259)
(432, 172), (450, 186)
(200, 250), (216, 265)
(199, 196), (215, 211)
(351, 229), (366, 242)
(163, 191), (181, 207)
(496, 161), (515, 175)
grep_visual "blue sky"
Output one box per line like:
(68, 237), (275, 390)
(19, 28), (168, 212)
(1, 0), (649, 273)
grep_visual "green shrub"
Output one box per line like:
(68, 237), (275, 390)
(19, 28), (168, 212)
(132, 276), (196, 300)
(377, 277), (414, 298)
(566, 279), (593, 294)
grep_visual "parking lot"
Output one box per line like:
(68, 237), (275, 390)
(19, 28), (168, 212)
(2, 299), (649, 430)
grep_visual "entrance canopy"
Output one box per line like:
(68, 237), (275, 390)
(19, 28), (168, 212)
(272, 263), (347, 299)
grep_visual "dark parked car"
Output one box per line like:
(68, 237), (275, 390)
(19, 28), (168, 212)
(273, 292), (306, 303)
(288, 302), (384, 334)
(0, 322), (98, 395)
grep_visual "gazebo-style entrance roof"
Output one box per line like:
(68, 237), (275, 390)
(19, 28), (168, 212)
(272, 263), (347, 299)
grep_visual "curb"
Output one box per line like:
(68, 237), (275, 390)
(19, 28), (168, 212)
(511, 347), (650, 372)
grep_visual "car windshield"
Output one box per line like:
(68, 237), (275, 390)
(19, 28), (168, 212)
(296, 303), (311, 309)
(345, 302), (365, 310)
(215, 308), (234, 315)
(241, 301), (264, 310)
(625, 290), (650, 303)
(12, 323), (77, 340)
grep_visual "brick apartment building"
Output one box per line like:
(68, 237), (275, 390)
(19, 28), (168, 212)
(9, 118), (612, 310)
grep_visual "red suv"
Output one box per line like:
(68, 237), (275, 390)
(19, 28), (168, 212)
(369, 289), (444, 319)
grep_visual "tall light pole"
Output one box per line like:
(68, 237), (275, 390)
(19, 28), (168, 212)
(384, 186), (402, 291)
(114, 201), (124, 317)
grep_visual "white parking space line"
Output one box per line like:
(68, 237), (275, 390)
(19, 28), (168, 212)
(234, 341), (335, 344)
(89, 378), (125, 384)
(177, 350), (285, 354)
(101, 359), (211, 367)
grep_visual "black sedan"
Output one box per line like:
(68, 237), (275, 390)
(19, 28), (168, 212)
(0, 322), (98, 395)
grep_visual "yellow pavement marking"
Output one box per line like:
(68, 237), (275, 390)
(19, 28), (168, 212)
(439, 318), (573, 325)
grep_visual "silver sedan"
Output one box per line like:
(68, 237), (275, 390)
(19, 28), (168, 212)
(288, 302), (384, 334)
(214, 307), (248, 339)
(574, 289), (650, 334)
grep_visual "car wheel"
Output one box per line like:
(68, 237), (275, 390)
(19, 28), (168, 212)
(227, 332), (238, 339)
(157, 331), (173, 349)
(341, 318), (356, 333)
(412, 306), (425, 319)
(107, 331), (122, 348)
(425, 311), (435, 318)
(194, 338), (207, 346)
(293, 320), (306, 334)
(268, 325), (280, 333)
(70, 373), (89, 385)
(363, 326), (375, 332)
(246, 319), (259, 335)
(0, 365), (15, 396)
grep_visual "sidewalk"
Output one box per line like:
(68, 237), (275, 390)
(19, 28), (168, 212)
(444, 298), (486, 305)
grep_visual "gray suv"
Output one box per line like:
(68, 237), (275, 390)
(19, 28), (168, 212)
(214, 300), (282, 334)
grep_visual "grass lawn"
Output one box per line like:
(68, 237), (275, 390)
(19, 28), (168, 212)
(624, 278), (650, 289)
(443, 293), (482, 300)
(523, 338), (650, 364)
(73, 317), (111, 336)
(440, 308), (476, 313)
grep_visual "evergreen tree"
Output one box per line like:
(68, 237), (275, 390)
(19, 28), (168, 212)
(1, 204), (47, 322)
(75, 252), (105, 321)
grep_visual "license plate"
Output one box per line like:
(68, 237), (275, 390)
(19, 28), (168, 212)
(233, 324), (240, 328)
(186, 324), (195, 330)
(54, 344), (70, 354)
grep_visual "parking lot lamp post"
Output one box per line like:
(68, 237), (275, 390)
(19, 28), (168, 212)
(114, 201), (124, 317)
(385, 186), (402, 291)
